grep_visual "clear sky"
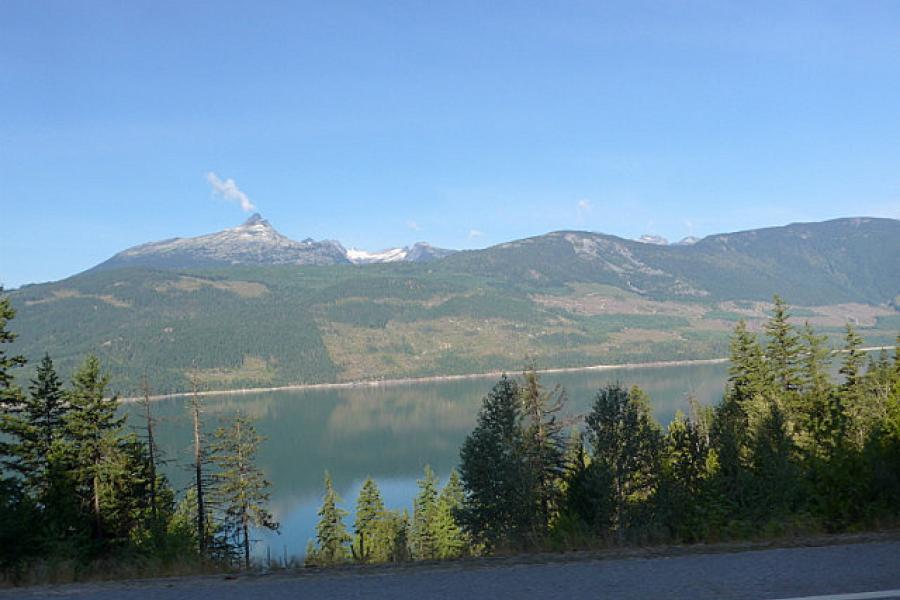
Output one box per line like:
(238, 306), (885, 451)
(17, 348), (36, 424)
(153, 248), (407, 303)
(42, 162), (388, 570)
(2, 1), (899, 288)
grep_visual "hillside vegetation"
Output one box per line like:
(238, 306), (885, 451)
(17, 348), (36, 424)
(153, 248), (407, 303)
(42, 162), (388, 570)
(8, 218), (899, 394)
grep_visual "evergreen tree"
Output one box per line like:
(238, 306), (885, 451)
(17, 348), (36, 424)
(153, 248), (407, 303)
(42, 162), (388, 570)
(519, 364), (567, 535)
(559, 428), (614, 536)
(660, 410), (711, 541)
(100, 433), (176, 550)
(352, 477), (384, 563)
(728, 320), (769, 406)
(765, 295), (802, 397)
(0, 291), (40, 570)
(312, 471), (350, 565)
(0, 291), (27, 471)
(64, 355), (125, 541)
(748, 401), (798, 518)
(584, 384), (661, 542)
(211, 413), (279, 569)
(371, 509), (410, 563)
(411, 465), (439, 560)
(798, 322), (834, 455)
(433, 470), (468, 559)
(18, 355), (68, 499)
(458, 376), (530, 549)
(713, 320), (771, 513)
(839, 323), (868, 447)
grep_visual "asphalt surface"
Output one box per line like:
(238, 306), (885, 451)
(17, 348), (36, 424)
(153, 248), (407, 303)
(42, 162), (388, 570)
(4, 541), (900, 600)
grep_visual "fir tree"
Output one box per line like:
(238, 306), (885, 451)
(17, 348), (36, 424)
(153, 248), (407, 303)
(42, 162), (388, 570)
(660, 410), (711, 541)
(748, 401), (798, 517)
(313, 471), (350, 565)
(584, 384), (661, 542)
(519, 364), (567, 535)
(798, 322), (833, 455)
(352, 477), (384, 563)
(727, 320), (770, 408)
(0, 291), (27, 471)
(433, 470), (468, 559)
(458, 376), (530, 549)
(64, 355), (125, 541)
(18, 355), (68, 499)
(411, 465), (439, 560)
(211, 413), (279, 569)
(839, 323), (868, 447)
(559, 428), (614, 535)
(371, 509), (410, 563)
(765, 295), (802, 396)
(0, 291), (40, 569)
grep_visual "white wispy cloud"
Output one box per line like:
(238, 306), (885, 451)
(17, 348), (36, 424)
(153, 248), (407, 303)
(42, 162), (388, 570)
(406, 220), (422, 231)
(468, 229), (484, 239)
(206, 172), (256, 213)
(576, 199), (592, 223)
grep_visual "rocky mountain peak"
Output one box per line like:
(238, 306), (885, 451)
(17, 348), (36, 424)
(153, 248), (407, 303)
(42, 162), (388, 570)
(241, 213), (269, 227)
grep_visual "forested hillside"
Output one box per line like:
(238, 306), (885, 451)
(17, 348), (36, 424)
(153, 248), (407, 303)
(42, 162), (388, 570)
(7, 218), (900, 394)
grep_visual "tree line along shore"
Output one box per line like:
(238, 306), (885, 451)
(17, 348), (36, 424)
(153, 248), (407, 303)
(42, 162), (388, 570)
(1, 290), (898, 583)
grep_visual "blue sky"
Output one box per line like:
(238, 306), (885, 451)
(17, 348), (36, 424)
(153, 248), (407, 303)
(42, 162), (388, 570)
(2, 1), (899, 288)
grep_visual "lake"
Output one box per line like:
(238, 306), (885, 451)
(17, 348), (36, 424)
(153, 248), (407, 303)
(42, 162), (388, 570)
(129, 362), (729, 559)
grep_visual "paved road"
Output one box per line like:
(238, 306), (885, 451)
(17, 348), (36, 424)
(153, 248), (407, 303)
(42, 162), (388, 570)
(5, 541), (900, 600)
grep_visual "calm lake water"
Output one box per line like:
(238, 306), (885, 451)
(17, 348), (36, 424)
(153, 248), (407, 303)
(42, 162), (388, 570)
(127, 362), (728, 559)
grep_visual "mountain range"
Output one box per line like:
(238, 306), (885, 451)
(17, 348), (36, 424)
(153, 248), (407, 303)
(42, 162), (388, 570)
(93, 213), (456, 271)
(7, 216), (899, 394)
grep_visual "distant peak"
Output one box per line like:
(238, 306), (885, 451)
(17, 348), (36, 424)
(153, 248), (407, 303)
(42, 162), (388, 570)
(243, 213), (268, 227)
(637, 234), (669, 245)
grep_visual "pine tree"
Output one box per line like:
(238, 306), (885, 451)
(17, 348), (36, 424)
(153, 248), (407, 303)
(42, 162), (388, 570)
(458, 376), (530, 549)
(64, 355), (125, 541)
(352, 477), (384, 563)
(748, 401), (798, 518)
(211, 413), (279, 569)
(839, 323), (868, 447)
(411, 465), (439, 560)
(559, 427), (614, 535)
(433, 470), (468, 559)
(18, 355), (68, 499)
(371, 509), (410, 563)
(798, 322), (833, 455)
(765, 295), (802, 396)
(584, 384), (661, 542)
(0, 291), (27, 471)
(519, 364), (567, 535)
(0, 291), (40, 569)
(727, 320), (770, 407)
(714, 320), (770, 513)
(660, 410), (711, 541)
(313, 471), (350, 565)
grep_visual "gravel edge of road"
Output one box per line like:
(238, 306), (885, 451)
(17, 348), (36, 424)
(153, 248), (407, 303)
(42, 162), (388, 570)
(5, 528), (900, 595)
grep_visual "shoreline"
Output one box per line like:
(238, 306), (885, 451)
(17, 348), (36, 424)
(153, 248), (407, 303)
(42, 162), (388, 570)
(118, 345), (892, 403)
(120, 357), (728, 402)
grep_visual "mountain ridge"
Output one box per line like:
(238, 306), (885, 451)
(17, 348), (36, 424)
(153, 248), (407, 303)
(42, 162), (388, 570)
(6, 216), (898, 394)
(90, 213), (457, 272)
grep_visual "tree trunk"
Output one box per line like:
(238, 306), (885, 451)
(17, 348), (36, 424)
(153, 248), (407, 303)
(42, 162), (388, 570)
(143, 382), (158, 522)
(243, 512), (250, 570)
(193, 398), (206, 557)
(93, 471), (102, 539)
